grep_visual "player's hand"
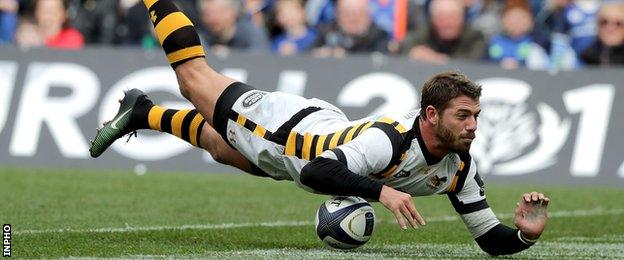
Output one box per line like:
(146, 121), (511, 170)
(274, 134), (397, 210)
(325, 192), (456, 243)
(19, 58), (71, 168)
(514, 191), (550, 241)
(379, 185), (426, 229)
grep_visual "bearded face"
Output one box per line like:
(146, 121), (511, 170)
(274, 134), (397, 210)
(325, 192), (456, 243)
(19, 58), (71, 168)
(433, 95), (480, 153)
(435, 117), (476, 153)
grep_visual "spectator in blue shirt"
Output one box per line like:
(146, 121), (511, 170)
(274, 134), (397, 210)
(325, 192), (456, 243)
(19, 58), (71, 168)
(271, 0), (317, 55)
(0, 0), (18, 44)
(488, 0), (547, 69)
(555, 0), (600, 55)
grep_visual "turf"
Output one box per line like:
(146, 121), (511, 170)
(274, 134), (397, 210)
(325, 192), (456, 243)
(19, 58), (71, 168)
(1, 167), (623, 259)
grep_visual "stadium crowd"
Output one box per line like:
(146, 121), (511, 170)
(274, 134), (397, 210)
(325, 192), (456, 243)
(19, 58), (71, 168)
(1, 0), (623, 69)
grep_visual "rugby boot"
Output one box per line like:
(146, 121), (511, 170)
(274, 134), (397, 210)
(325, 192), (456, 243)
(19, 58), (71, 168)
(89, 89), (150, 158)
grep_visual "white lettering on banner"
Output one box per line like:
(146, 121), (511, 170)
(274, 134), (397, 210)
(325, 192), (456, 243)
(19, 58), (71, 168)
(0, 61), (17, 135)
(472, 78), (571, 175)
(10, 62), (99, 158)
(277, 70), (307, 95)
(221, 68), (248, 82)
(337, 73), (417, 116)
(102, 67), (193, 161)
(564, 85), (615, 177)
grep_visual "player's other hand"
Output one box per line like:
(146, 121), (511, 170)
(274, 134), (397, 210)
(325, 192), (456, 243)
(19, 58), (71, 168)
(514, 191), (550, 241)
(379, 185), (426, 230)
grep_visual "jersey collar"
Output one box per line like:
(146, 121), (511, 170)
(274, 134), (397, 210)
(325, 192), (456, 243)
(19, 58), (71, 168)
(412, 116), (443, 165)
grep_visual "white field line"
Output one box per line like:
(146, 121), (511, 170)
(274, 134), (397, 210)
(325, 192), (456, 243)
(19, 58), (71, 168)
(15, 208), (624, 235)
(75, 242), (624, 259)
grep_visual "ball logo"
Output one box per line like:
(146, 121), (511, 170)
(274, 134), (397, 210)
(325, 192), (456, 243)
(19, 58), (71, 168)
(242, 91), (266, 108)
(471, 78), (571, 176)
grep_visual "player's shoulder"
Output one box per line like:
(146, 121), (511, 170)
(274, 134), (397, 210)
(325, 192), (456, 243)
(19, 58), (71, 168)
(373, 109), (419, 130)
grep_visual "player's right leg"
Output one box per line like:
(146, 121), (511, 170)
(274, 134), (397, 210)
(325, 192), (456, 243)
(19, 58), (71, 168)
(141, 0), (233, 127)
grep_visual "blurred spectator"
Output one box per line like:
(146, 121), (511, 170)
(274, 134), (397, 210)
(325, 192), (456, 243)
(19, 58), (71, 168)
(580, 1), (624, 66)
(198, 0), (269, 52)
(402, 0), (486, 64)
(67, 0), (120, 45)
(0, 0), (18, 44)
(15, 0), (84, 49)
(487, 0), (549, 69)
(243, 0), (273, 28)
(554, 0), (600, 54)
(271, 0), (317, 55)
(463, 0), (503, 38)
(14, 17), (40, 46)
(304, 0), (335, 29)
(312, 0), (390, 57)
(370, 0), (427, 43)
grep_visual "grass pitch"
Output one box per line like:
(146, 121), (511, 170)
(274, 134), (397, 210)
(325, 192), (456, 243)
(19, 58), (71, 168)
(1, 167), (624, 259)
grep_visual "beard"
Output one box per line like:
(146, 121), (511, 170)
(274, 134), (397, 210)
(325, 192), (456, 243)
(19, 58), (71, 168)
(435, 121), (475, 153)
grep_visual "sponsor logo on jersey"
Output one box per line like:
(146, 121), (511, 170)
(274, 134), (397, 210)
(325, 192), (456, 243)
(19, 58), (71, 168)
(228, 129), (237, 145)
(394, 170), (411, 178)
(242, 91), (266, 108)
(427, 175), (447, 188)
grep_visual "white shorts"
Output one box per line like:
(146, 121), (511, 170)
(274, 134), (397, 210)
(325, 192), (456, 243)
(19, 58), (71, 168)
(212, 82), (352, 183)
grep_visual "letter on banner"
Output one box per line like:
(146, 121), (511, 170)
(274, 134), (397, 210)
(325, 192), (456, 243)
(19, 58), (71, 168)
(10, 62), (99, 158)
(0, 61), (17, 135)
(338, 73), (417, 116)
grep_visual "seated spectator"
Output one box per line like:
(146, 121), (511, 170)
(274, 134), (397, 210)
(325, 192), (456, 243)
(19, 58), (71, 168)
(580, 2), (624, 66)
(402, 0), (486, 64)
(15, 0), (84, 49)
(462, 0), (503, 38)
(68, 0), (120, 45)
(198, 0), (269, 52)
(487, 0), (549, 69)
(312, 0), (390, 57)
(0, 0), (18, 44)
(271, 0), (317, 55)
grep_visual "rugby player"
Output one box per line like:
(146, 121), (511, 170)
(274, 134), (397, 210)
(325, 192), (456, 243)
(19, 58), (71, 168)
(89, 0), (550, 255)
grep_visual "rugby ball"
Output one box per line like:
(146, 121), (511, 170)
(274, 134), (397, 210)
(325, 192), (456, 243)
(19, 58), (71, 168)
(315, 196), (375, 249)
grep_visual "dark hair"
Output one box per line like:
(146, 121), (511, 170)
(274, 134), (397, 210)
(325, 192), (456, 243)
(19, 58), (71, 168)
(419, 71), (482, 119)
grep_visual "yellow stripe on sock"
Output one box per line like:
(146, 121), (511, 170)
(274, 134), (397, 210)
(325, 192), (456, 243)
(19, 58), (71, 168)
(166, 45), (205, 65)
(189, 114), (204, 147)
(171, 110), (190, 138)
(143, 0), (158, 9)
(148, 106), (167, 131)
(154, 12), (193, 45)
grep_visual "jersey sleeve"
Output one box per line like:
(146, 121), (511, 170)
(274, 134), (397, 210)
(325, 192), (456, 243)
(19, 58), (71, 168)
(447, 156), (500, 238)
(318, 127), (395, 176)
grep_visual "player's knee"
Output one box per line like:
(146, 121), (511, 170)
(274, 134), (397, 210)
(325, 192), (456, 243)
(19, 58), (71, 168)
(174, 59), (210, 98)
